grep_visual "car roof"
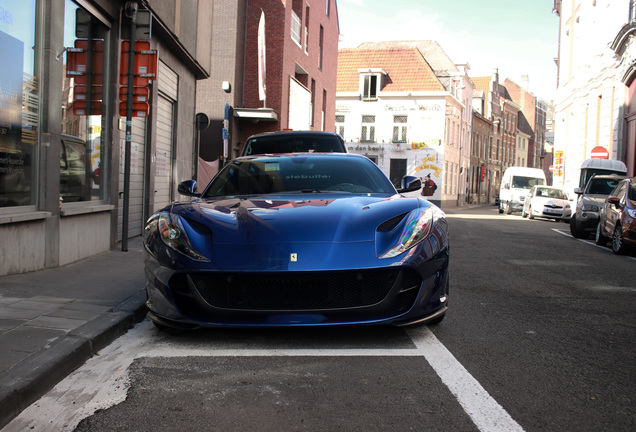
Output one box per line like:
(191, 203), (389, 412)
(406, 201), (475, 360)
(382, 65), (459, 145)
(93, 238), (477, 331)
(235, 152), (366, 162)
(246, 130), (343, 139)
(581, 158), (627, 172)
(588, 174), (629, 181)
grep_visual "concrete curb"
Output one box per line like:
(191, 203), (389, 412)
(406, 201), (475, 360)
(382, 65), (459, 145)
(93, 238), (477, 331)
(0, 290), (147, 429)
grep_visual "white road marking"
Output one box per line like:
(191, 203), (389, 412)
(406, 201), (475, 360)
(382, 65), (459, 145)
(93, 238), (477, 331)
(409, 328), (524, 432)
(5, 320), (524, 432)
(552, 228), (636, 261)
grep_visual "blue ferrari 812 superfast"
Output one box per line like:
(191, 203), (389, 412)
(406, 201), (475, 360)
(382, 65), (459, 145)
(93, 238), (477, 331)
(143, 153), (449, 329)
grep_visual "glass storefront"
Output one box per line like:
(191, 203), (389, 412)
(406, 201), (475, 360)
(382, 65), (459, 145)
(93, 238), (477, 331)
(0, 0), (109, 208)
(61, 0), (109, 203)
(0, 0), (37, 207)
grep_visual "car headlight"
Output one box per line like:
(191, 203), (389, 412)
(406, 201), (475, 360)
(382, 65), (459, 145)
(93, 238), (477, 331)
(379, 207), (435, 259)
(581, 204), (599, 212)
(628, 209), (636, 219)
(157, 211), (209, 261)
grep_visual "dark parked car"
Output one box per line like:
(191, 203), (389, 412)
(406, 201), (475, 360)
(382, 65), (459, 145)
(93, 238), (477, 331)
(143, 153), (449, 329)
(595, 177), (636, 254)
(570, 174), (627, 238)
(240, 131), (346, 156)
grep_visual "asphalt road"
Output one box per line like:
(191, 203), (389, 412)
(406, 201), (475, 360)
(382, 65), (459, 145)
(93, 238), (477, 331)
(7, 205), (636, 432)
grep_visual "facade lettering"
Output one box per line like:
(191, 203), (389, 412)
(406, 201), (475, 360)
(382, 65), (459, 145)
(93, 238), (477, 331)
(384, 103), (442, 112)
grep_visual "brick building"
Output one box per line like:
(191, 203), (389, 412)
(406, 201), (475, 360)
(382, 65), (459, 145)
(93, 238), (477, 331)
(472, 71), (505, 199)
(504, 78), (548, 172)
(470, 109), (493, 204)
(500, 95), (520, 170)
(196, 0), (340, 186)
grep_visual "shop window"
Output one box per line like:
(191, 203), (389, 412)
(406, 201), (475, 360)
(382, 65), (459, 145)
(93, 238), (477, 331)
(0, 0), (38, 208)
(61, 0), (109, 203)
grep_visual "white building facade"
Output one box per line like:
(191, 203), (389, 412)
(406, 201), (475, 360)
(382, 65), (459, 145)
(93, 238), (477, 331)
(553, 0), (636, 196)
(336, 44), (474, 207)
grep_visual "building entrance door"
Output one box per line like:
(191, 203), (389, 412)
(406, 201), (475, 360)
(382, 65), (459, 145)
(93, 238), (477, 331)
(390, 158), (407, 187)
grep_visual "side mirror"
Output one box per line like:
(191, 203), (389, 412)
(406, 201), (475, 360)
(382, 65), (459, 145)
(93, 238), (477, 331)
(177, 180), (200, 197)
(607, 196), (621, 206)
(573, 187), (583, 195)
(397, 176), (422, 193)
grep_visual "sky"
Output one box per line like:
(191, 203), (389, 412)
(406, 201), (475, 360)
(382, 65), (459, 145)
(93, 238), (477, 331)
(336, 0), (560, 102)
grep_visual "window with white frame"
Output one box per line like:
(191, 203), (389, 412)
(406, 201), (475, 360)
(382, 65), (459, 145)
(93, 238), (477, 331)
(362, 74), (379, 100)
(335, 115), (345, 138)
(392, 115), (407, 142)
(361, 115), (375, 142)
(291, 10), (301, 45)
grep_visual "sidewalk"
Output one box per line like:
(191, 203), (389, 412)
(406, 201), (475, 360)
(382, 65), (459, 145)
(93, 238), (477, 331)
(0, 237), (148, 429)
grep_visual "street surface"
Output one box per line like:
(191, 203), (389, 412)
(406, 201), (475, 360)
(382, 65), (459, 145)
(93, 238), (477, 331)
(5, 205), (636, 432)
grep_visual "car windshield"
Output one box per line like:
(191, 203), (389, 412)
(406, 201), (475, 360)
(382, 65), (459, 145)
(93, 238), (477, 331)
(629, 181), (636, 201)
(512, 176), (545, 189)
(202, 156), (397, 198)
(535, 187), (567, 199)
(586, 178), (621, 195)
(242, 134), (344, 155)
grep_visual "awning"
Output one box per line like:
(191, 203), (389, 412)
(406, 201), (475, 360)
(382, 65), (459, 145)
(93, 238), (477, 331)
(233, 108), (279, 122)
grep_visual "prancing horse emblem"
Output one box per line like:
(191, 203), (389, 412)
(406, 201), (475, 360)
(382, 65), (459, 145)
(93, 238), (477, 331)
(290, 253), (298, 262)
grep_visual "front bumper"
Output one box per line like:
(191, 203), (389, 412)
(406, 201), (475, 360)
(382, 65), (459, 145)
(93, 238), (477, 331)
(535, 206), (571, 220)
(144, 251), (450, 328)
(575, 210), (599, 231)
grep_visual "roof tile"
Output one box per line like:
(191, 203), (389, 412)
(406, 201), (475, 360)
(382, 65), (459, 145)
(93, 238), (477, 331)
(337, 47), (445, 93)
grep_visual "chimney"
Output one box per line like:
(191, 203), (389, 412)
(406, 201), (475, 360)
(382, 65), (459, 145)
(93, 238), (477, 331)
(521, 75), (529, 90)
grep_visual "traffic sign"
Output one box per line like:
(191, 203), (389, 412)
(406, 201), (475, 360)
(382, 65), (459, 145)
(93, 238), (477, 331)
(119, 41), (158, 86)
(119, 86), (149, 102)
(72, 100), (102, 116)
(75, 84), (103, 102)
(66, 39), (104, 85)
(590, 146), (609, 159)
(121, 9), (152, 40)
(119, 101), (149, 117)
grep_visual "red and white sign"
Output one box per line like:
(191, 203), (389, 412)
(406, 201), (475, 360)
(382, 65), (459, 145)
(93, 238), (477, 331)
(590, 146), (609, 159)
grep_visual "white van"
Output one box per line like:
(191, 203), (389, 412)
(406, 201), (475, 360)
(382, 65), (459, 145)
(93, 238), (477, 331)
(498, 167), (547, 214)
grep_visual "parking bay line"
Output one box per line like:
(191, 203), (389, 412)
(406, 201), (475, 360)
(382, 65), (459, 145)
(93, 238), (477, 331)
(9, 320), (524, 432)
(553, 228), (636, 260)
(148, 323), (525, 432)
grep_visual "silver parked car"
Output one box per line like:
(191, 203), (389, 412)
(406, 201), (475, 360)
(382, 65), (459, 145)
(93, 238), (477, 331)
(522, 185), (571, 221)
(570, 175), (627, 238)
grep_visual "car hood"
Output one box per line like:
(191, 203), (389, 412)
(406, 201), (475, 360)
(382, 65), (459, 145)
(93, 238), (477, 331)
(533, 197), (569, 207)
(580, 194), (607, 206)
(173, 194), (424, 245)
(153, 194), (438, 271)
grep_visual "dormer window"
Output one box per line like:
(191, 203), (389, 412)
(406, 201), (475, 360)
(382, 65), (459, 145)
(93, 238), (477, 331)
(363, 75), (378, 99)
(359, 68), (385, 101)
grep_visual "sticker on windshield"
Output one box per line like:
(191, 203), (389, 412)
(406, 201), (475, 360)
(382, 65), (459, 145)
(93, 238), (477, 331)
(265, 162), (280, 172)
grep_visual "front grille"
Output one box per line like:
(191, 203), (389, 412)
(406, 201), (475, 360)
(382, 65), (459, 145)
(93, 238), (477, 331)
(170, 269), (421, 313)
